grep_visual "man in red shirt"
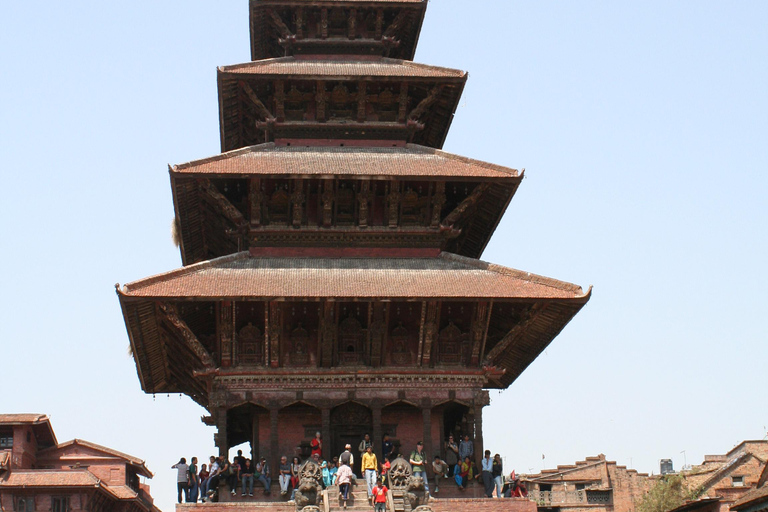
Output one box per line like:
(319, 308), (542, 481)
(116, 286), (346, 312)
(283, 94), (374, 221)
(371, 477), (388, 512)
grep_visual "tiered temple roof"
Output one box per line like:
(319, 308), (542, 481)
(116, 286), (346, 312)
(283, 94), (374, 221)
(171, 143), (522, 264)
(249, 0), (428, 60)
(117, 0), (590, 470)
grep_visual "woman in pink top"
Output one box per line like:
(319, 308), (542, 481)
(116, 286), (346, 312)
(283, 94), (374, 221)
(336, 462), (354, 509)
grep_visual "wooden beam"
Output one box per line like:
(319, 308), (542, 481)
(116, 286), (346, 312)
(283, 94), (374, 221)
(375, 9), (384, 40)
(320, 301), (336, 367)
(430, 181), (446, 228)
(249, 178), (263, 227)
(383, 9), (408, 38)
(157, 302), (214, 368)
(241, 81), (276, 122)
(274, 80), (285, 121)
(200, 179), (248, 229)
(387, 180), (400, 228)
(267, 8), (294, 39)
(219, 301), (234, 368)
(408, 85), (442, 121)
(441, 183), (490, 228)
(483, 304), (548, 365)
(357, 180), (371, 227)
(470, 301), (492, 365)
(320, 8), (328, 39)
(268, 302), (282, 368)
(421, 301), (439, 367)
(357, 81), (367, 122)
(348, 8), (357, 40)
(316, 81), (327, 122)
(291, 180), (304, 227)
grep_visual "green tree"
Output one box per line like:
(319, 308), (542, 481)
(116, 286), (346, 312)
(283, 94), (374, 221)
(636, 474), (701, 512)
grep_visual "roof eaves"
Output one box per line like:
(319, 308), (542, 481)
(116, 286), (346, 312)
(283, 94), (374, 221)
(439, 252), (590, 298)
(172, 143), (275, 173)
(119, 252), (249, 296)
(405, 144), (519, 177)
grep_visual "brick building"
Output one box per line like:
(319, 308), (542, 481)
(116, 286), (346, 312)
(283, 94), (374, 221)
(678, 441), (768, 512)
(524, 454), (651, 512)
(730, 462), (768, 512)
(0, 414), (160, 512)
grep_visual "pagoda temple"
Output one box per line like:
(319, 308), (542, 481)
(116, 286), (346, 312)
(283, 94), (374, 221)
(117, 0), (590, 474)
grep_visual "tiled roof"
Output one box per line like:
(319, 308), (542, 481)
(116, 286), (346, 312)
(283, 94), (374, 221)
(39, 439), (153, 478)
(172, 143), (519, 179)
(0, 414), (49, 424)
(220, 57), (465, 79)
(120, 252), (587, 300)
(0, 469), (100, 487)
(0, 414), (57, 447)
(732, 486), (768, 510)
(104, 484), (139, 500)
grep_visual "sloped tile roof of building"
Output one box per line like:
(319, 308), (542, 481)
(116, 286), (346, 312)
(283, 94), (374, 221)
(120, 252), (587, 300)
(171, 143), (520, 179)
(219, 57), (465, 79)
(40, 439), (153, 478)
(0, 413), (49, 424)
(0, 414), (57, 447)
(103, 484), (139, 499)
(732, 486), (768, 510)
(0, 469), (100, 487)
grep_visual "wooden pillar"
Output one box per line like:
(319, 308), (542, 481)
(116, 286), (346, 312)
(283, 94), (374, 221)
(322, 406), (332, 461)
(421, 399), (432, 457)
(473, 391), (489, 467)
(437, 407), (445, 459)
(372, 403), (383, 461)
(219, 301), (234, 368)
(251, 409), (259, 461)
(216, 408), (228, 457)
(270, 407), (280, 481)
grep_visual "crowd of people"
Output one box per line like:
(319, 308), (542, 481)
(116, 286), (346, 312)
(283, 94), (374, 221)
(170, 432), (527, 504)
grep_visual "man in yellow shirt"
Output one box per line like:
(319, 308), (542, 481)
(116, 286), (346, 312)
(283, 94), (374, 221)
(361, 445), (378, 501)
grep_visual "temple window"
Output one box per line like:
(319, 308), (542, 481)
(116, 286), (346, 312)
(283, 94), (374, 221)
(329, 84), (356, 120)
(437, 321), (465, 365)
(267, 184), (290, 225)
(391, 322), (411, 365)
(335, 181), (356, 225)
(52, 497), (69, 512)
(339, 314), (363, 365)
(732, 476), (744, 487)
(290, 323), (310, 366)
(237, 322), (263, 365)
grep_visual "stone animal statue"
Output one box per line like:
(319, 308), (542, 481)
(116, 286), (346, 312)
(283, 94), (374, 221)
(405, 474), (428, 509)
(294, 460), (323, 511)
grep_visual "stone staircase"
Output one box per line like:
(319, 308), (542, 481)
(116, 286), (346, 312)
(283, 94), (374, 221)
(325, 482), (372, 511)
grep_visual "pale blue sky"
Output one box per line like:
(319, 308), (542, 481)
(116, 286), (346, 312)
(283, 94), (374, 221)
(1, 2), (766, 511)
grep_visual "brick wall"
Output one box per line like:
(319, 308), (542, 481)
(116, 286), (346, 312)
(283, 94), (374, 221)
(431, 497), (537, 512)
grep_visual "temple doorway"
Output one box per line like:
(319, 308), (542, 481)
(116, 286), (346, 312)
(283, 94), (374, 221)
(442, 402), (470, 445)
(331, 402), (372, 466)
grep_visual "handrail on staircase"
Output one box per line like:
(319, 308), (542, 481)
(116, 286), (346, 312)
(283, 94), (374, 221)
(386, 487), (395, 512)
(323, 488), (331, 512)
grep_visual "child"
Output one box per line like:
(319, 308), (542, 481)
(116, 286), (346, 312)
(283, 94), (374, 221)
(371, 477), (388, 512)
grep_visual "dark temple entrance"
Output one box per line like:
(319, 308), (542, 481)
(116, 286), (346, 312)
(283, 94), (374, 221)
(331, 402), (372, 465)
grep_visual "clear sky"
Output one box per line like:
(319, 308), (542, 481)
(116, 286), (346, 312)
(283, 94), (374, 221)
(1, 1), (766, 511)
